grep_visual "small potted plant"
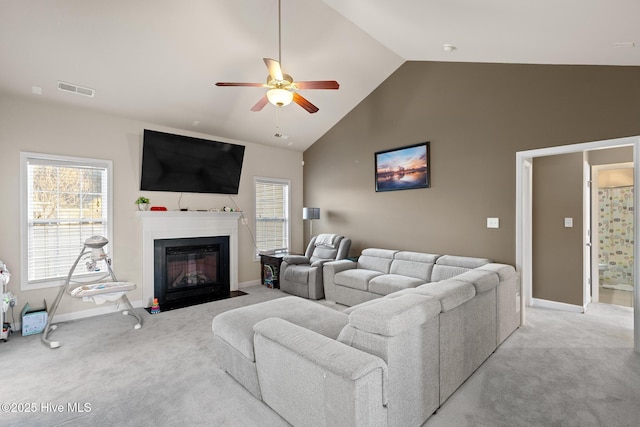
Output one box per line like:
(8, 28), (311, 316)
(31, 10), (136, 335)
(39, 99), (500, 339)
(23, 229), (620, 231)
(135, 196), (150, 211)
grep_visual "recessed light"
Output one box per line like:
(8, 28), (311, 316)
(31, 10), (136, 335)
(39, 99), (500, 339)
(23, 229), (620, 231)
(274, 133), (288, 139)
(443, 44), (457, 52)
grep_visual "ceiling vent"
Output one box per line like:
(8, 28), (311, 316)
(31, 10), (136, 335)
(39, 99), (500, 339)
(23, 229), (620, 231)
(57, 81), (95, 97)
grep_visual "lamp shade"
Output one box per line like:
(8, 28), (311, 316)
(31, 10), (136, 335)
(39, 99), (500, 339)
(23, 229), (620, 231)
(267, 88), (294, 107)
(302, 207), (320, 220)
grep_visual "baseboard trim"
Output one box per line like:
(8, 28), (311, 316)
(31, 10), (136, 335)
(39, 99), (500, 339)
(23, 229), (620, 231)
(239, 279), (261, 289)
(530, 298), (585, 313)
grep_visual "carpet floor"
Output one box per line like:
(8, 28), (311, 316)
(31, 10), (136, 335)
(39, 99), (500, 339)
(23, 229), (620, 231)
(1, 285), (638, 427)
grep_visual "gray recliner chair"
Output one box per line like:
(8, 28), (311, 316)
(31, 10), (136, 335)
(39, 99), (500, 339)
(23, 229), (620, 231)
(279, 234), (351, 300)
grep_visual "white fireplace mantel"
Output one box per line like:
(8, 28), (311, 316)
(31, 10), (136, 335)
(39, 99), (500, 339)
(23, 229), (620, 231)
(137, 211), (241, 305)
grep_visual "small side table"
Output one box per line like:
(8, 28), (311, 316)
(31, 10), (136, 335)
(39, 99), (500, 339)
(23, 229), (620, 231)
(260, 253), (289, 289)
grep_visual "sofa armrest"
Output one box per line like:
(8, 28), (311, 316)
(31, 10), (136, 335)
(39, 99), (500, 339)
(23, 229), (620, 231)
(479, 263), (520, 344)
(310, 259), (330, 268)
(283, 255), (310, 265)
(323, 259), (357, 302)
(253, 317), (388, 426)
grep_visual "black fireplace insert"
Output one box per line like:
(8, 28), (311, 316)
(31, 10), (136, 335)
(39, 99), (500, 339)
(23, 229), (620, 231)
(154, 236), (230, 311)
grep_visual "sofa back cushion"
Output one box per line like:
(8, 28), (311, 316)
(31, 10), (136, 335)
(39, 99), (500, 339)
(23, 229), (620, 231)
(430, 255), (492, 282)
(356, 248), (397, 274)
(338, 293), (441, 426)
(306, 235), (351, 264)
(390, 251), (440, 281)
(414, 279), (476, 312)
(344, 293), (441, 337)
(454, 269), (499, 293)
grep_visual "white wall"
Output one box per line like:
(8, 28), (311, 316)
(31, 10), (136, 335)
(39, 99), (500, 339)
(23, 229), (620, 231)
(0, 94), (303, 318)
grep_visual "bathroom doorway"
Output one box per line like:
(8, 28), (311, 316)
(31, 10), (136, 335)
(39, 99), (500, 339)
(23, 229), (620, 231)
(592, 163), (634, 307)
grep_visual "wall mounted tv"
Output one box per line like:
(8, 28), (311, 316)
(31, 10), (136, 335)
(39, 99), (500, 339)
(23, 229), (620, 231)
(140, 129), (245, 194)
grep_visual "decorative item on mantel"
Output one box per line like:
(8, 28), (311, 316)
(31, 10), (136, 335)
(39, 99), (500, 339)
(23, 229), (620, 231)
(135, 196), (150, 211)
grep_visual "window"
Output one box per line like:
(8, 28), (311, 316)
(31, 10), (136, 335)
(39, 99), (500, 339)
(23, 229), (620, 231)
(254, 177), (290, 259)
(20, 153), (112, 289)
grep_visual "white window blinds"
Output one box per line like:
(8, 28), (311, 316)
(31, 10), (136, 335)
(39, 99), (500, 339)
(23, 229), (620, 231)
(22, 153), (111, 286)
(255, 177), (290, 255)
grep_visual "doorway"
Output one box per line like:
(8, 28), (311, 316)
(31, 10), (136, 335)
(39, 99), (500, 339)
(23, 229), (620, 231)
(516, 135), (640, 354)
(592, 163), (634, 307)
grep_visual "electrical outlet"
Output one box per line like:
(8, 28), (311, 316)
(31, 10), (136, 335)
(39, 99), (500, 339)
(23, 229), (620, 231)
(487, 218), (500, 229)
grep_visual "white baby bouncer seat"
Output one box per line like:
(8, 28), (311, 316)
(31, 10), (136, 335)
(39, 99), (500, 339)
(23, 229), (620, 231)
(42, 236), (142, 349)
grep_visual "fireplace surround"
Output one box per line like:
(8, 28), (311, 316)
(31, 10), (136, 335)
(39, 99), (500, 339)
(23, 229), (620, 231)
(138, 211), (241, 307)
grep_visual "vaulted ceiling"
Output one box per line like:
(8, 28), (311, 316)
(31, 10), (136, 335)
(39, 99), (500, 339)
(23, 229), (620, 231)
(1, 0), (638, 151)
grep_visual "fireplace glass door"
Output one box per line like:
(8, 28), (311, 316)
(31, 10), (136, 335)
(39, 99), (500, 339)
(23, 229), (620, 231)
(154, 236), (230, 310)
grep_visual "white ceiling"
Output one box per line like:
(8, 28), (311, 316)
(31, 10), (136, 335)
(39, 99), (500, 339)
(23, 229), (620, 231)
(1, 0), (638, 152)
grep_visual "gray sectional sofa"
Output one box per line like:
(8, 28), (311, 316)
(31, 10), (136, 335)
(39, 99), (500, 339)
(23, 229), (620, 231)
(212, 248), (520, 426)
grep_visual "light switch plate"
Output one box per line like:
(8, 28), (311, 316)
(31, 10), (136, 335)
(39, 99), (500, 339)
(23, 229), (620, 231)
(487, 218), (500, 229)
(564, 217), (573, 228)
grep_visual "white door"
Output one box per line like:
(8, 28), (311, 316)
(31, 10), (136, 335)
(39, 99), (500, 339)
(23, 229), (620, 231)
(584, 155), (591, 310)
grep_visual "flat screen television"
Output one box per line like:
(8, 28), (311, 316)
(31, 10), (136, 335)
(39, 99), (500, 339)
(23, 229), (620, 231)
(140, 129), (245, 194)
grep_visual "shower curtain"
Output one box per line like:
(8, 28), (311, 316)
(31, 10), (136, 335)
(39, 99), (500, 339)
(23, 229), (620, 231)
(598, 186), (634, 286)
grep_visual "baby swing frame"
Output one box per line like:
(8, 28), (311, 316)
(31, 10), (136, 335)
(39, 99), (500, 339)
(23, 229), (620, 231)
(41, 236), (142, 349)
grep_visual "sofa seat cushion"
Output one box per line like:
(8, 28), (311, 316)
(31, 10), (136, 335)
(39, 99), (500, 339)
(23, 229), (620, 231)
(212, 296), (348, 362)
(368, 274), (425, 296)
(334, 269), (384, 291)
(282, 264), (311, 284)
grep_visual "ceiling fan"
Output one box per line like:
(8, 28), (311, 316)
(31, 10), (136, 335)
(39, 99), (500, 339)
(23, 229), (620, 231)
(215, 0), (339, 114)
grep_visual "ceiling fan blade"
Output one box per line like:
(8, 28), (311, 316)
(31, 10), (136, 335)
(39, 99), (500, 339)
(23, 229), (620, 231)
(250, 94), (269, 112)
(215, 82), (267, 87)
(263, 58), (284, 81)
(295, 80), (340, 90)
(293, 92), (319, 114)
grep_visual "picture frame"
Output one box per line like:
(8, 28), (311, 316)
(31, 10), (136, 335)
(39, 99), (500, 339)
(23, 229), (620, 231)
(375, 142), (430, 192)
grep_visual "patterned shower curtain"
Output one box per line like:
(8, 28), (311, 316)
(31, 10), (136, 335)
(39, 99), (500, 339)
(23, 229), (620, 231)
(598, 186), (634, 285)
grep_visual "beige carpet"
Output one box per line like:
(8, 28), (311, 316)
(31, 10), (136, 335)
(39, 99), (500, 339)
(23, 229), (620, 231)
(1, 285), (292, 427)
(1, 285), (638, 426)
(426, 302), (639, 427)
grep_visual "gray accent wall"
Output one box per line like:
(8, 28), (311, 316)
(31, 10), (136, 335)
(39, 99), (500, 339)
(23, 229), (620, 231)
(303, 61), (640, 269)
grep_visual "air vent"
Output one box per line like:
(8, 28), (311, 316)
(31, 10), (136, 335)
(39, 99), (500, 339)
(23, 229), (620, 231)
(57, 81), (95, 98)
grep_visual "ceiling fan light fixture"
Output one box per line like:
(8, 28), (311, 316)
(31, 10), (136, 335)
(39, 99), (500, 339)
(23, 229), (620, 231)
(267, 88), (293, 107)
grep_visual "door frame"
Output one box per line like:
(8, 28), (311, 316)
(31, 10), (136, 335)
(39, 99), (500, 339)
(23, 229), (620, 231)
(516, 135), (640, 353)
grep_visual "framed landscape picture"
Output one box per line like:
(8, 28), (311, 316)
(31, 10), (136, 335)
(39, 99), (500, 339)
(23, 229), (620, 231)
(375, 142), (430, 192)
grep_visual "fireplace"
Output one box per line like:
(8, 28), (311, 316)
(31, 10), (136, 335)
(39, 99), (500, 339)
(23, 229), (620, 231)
(154, 236), (230, 311)
(138, 210), (242, 307)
